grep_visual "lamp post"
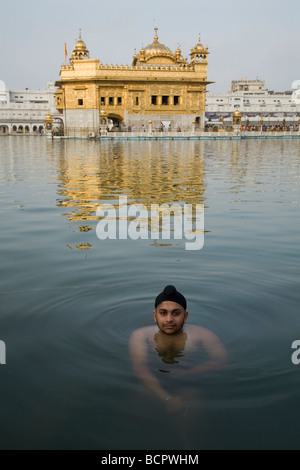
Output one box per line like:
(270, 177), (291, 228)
(99, 109), (108, 136)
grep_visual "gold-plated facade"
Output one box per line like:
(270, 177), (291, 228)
(55, 30), (212, 137)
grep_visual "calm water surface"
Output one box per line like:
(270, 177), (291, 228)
(0, 137), (299, 449)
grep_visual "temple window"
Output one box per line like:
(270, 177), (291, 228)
(135, 97), (139, 106)
(109, 97), (114, 106)
(101, 97), (106, 105)
(162, 96), (169, 106)
(174, 96), (180, 106)
(118, 97), (122, 106)
(151, 96), (157, 106)
(78, 99), (83, 106)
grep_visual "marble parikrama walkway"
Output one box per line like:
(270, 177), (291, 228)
(48, 131), (300, 141)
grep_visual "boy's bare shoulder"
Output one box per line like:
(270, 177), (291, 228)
(130, 326), (157, 341)
(185, 324), (220, 341)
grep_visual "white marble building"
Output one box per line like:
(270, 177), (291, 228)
(0, 81), (57, 135)
(205, 78), (300, 128)
(292, 80), (300, 104)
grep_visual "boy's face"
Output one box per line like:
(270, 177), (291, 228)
(153, 301), (188, 335)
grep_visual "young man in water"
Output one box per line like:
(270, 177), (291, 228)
(129, 285), (228, 414)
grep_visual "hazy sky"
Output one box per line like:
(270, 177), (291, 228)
(0, 0), (299, 93)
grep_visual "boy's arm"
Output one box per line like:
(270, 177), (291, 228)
(182, 327), (228, 376)
(129, 328), (170, 402)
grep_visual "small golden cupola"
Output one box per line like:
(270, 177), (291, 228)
(175, 45), (187, 65)
(70, 30), (89, 63)
(190, 35), (208, 64)
(233, 108), (242, 126)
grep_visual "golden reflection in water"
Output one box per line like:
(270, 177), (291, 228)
(53, 141), (206, 230)
(76, 243), (92, 250)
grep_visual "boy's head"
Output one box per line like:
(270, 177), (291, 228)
(154, 286), (188, 335)
(155, 285), (187, 311)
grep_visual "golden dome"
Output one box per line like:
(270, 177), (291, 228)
(133, 28), (176, 65)
(234, 109), (242, 116)
(75, 33), (87, 51)
(190, 35), (208, 64)
(194, 35), (205, 51)
(190, 35), (207, 56)
(144, 29), (174, 56)
(71, 31), (89, 62)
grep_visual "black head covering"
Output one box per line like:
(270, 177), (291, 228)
(155, 285), (187, 310)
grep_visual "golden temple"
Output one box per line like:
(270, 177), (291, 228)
(55, 29), (211, 137)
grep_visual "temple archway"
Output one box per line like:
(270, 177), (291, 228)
(0, 125), (9, 134)
(195, 116), (202, 129)
(107, 114), (123, 130)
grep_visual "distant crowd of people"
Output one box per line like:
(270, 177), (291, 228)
(240, 125), (299, 132)
(109, 122), (182, 133)
(205, 124), (299, 133)
(106, 122), (300, 133)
